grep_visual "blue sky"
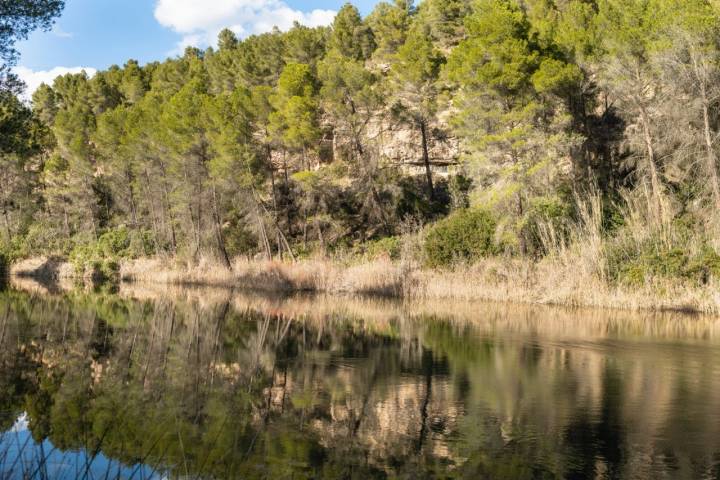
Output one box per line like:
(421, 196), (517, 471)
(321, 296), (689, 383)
(15, 0), (379, 95)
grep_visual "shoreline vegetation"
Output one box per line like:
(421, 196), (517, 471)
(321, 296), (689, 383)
(6, 1), (720, 318)
(8, 250), (720, 315)
(7, 273), (720, 341)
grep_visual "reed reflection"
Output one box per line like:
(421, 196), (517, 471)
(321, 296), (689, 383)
(0, 281), (719, 479)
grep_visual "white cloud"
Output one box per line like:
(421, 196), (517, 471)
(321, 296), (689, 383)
(14, 66), (97, 101)
(153, 0), (336, 53)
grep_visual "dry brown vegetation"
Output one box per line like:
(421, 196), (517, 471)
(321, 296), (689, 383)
(119, 256), (406, 297)
(10, 256), (75, 280)
(108, 190), (720, 315)
(12, 275), (720, 343)
(10, 188), (720, 316)
(113, 254), (720, 315)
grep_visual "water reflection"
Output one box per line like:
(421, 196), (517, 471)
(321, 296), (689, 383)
(1, 280), (720, 479)
(0, 414), (161, 479)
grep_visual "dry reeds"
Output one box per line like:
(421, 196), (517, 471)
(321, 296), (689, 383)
(112, 251), (720, 315)
(10, 184), (720, 316)
(120, 256), (404, 297)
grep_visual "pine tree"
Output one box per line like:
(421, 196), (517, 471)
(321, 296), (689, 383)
(367, 0), (414, 61)
(0, 0), (65, 94)
(391, 24), (445, 200)
(330, 4), (375, 61)
(595, 0), (668, 213)
(269, 63), (320, 171)
(447, 0), (580, 252)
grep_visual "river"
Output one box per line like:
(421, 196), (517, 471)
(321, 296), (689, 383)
(1, 279), (719, 479)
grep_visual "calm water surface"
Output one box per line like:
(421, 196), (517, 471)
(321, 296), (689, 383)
(1, 280), (720, 479)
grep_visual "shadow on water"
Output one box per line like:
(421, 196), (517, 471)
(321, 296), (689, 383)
(1, 278), (720, 479)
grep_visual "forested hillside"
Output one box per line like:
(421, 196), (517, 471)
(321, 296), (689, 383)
(4, 0), (720, 293)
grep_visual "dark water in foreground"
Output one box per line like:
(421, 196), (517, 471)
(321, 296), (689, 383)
(1, 281), (720, 479)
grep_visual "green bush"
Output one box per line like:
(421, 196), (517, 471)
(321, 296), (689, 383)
(69, 227), (155, 280)
(449, 174), (473, 209)
(613, 244), (720, 286)
(96, 228), (131, 257)
(0, 234), (34, 262)
(522, 196), (572, 255)
(362, 236), (402, 260)
(424, 209), (498, 268)
(686, 247), (720, 281)
(21, 224), (73, 257)
(224, 224), (258, 257)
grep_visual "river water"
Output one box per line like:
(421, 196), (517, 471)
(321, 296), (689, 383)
(1, 279), (720, 479)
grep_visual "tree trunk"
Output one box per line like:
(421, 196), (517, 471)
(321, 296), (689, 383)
(142, 169), (162, 254)
(63, 205), (70, 238)
(278, 227), (296, 262)
(188, 205), (200, 258)
(517, 191), (527, 255)
(415, 349), (433, 453)
(1, 207), (11, 242)
(268, 145), (282, 258)
(420, 121), (435, 201)
(211, 183), (231, 269)
(158, 160), (177, 252)
(701, 86), (720, 210)
(126, 167), (138, 227)
(352, 134), (390, 234)
(637, 103), (663, 210)
(302, 213), (308, 250)
(185, 183), (200, 258)
(316, 220), (325, 254)
(257, 209), (273, 261)
(195, 179), (203, 257)
(631, 61), (663, 216)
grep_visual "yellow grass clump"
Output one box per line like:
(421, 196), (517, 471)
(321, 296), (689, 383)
(119, 256), (404, 297)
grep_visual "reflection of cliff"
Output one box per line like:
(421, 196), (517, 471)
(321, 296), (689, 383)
(1, 286), (720, 478)
(421, 320), (720, 479)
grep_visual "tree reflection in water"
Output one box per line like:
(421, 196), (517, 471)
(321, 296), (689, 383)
(0, 281), (720, 479)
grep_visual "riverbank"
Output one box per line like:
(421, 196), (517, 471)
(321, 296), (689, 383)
(8, 255), (720, 315)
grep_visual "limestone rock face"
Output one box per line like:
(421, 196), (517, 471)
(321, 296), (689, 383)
(370, 120), (460, 177)
(268, 115), (461, 177)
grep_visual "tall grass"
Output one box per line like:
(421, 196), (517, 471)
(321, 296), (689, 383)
(116, 254), (720, 315)
(120, 256), (405, 297)
(8, 186), (720, 314)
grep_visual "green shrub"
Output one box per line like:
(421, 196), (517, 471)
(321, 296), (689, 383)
(522, 196), (573, 255)
(96, 228), (132, 258)
(686, 247), (720, 282)
(0, 234), (35, 262)
(363, 236), (402, 260)
(69, 227), (155, 280)
(613, 243), (720, 286)
(69, 243), (96, 277)
(617, 248), (685, 285)
(424, 209), (498, 268)
(21, 224), (72, 257)
(449, 174), (472, 209)
(224, 223), (258, 257)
